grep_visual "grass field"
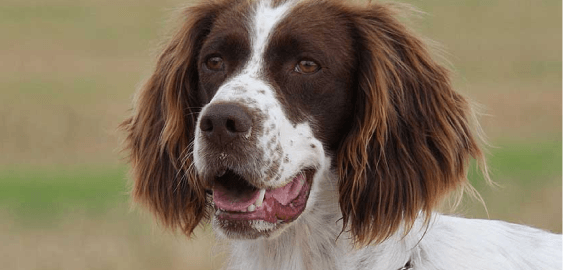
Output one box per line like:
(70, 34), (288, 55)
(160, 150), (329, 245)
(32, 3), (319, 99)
(1, 0), (561, 269)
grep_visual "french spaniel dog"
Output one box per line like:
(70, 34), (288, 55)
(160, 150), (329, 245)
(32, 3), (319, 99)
(121, 0), (562, 269)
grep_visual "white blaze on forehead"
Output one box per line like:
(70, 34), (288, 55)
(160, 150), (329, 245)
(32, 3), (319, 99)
(246, 0), (295, 74)
(204, 0), (296, 103)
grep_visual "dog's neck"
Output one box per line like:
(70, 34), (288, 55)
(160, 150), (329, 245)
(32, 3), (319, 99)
(226, 211), (344, 269)
(222, 172), (423, 270)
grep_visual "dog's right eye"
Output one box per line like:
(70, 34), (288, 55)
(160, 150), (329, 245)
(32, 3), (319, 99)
(205, 56), (225, 71)
(294, 60), (320, 74)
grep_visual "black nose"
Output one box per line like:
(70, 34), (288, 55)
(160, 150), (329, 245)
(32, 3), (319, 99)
(199, 103), (252, 146)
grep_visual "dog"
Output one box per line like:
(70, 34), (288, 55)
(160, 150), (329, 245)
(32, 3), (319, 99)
(121, 0), (562, 269)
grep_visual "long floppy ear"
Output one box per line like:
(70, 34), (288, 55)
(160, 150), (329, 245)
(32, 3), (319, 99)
(337, 3), (487, 246)
(120, 1), (227, 236)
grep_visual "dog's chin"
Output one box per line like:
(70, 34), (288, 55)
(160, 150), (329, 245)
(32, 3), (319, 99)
(210, 169), (315, 240)
(212, 218), (289, 239)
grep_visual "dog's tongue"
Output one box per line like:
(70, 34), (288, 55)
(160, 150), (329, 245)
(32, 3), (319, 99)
(268, 174), (305, 205)
(213, 174), (306, 212)
(213, 185), (261, 212)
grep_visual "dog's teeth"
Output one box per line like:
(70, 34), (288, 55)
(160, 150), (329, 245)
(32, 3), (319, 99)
(255, 189), (266, 207)
(247, 204), (256, 212)
(240, 209), (246, 212)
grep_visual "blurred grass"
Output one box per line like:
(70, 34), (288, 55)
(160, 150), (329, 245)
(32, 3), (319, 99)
(0, 166), (128, 224)
(486, 140), (562, 187)
(0, 0), (561, 269)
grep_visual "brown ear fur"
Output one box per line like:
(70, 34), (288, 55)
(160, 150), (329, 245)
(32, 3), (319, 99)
(120, 1), (231, 236)
(337, 3), (487, 246)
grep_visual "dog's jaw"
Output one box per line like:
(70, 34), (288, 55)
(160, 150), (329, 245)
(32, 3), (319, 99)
(211, 156), (332, 240)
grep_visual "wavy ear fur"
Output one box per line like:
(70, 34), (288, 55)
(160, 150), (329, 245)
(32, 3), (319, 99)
(120, 1), (230, 236)
(337, 3), (487, 246)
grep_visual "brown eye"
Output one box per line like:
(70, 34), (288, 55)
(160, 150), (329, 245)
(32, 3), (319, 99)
(205, 56), (224, 71)
(294, 60), (320, 74)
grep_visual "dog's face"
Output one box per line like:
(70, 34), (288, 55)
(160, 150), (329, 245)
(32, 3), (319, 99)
(193, 1), (355, 239)
(123, 0), (486, 246)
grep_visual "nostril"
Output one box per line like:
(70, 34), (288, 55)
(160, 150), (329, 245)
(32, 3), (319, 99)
(228, 113), (252, 133)
(226, 119), (237, 133)
(200, 117), (214, 132)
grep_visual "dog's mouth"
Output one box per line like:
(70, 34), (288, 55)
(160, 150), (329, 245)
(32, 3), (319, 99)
(212, 169), (314, 225)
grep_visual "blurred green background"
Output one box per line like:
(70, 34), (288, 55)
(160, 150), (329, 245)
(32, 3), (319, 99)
(0, 0), (560, 269)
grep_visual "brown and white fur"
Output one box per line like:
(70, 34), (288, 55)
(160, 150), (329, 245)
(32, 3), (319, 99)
(121, 0), (562, 269)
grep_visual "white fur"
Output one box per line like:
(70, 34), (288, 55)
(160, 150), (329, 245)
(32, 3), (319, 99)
(247, 0), (295, 75)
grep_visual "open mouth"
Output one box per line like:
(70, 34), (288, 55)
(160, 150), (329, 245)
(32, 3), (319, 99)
(212, 169), (314, 224)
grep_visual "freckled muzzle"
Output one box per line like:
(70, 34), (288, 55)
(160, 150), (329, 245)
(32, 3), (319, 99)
(196, 99), (316, 232)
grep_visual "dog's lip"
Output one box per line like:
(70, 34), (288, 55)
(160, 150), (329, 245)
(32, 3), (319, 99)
(212, 169), (315, 224)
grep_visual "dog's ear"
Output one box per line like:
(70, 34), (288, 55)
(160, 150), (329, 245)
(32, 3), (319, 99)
(337, 4), (487, 246)
(120, 1), (227, 236)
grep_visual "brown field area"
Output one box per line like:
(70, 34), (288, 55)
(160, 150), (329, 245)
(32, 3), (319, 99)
(1, 0), (561, 269)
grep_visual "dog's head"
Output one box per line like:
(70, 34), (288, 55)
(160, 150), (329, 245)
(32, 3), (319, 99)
(122, 0), (486, 246)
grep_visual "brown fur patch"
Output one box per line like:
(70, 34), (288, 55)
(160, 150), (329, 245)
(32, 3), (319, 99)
(335, 2), (487, 246)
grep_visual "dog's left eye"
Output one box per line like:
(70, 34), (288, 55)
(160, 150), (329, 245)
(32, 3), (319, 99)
(205, 56), (225, 71)
(294, 60), (320, 74)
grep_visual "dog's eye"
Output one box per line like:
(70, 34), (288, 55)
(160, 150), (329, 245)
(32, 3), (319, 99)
(205, 56), (225, 71)
(294, 60), (320, 74)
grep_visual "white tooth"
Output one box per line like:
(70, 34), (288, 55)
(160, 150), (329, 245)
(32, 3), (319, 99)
(247, 204), (256, 212)
(255, 189), (266, 207)
(240, 208), (246, 212)
(215, 209), (220, 215)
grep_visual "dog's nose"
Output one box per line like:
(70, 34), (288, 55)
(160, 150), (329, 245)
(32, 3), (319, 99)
(199, 103), (252, 146)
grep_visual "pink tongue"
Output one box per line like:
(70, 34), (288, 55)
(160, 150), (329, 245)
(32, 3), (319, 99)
(267, 174), (306, 205)
(213, 174), (306, 211)
(213, 186), (260, 212)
